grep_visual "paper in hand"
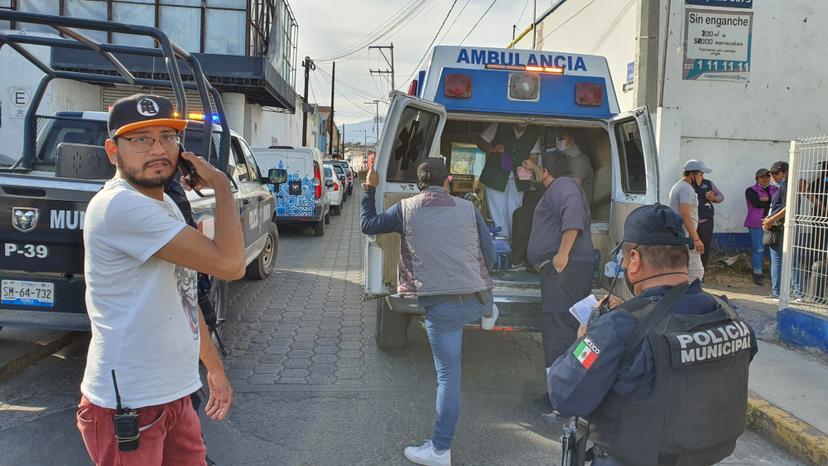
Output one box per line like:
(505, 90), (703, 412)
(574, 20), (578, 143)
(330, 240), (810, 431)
(569, 294), (599, 326)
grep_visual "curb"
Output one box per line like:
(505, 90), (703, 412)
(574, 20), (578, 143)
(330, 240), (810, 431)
(747, 392), (828, 466)
(0, 332), (75, 383)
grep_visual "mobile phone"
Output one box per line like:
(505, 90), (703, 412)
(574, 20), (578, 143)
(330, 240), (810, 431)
(178, 143), (198, 187)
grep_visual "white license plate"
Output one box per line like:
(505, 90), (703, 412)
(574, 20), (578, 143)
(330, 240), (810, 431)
(1, 280), (54, 308)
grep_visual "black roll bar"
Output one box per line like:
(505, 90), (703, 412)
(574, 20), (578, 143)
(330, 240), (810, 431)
(0, 10), (230, 173)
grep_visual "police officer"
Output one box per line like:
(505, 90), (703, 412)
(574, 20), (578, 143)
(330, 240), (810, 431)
(547, 204), (757, 466)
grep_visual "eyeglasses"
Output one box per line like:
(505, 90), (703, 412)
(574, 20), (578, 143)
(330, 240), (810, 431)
(117, 134), (180, 153)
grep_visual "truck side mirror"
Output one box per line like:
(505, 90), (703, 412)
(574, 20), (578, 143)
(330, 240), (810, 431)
(266, 168), (287, 185)
(325, 180), (334, 188)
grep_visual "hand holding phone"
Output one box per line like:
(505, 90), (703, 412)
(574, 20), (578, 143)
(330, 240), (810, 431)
(178, 144), (199, 189)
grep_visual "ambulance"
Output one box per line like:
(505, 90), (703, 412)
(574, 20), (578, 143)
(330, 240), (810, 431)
(365, 46), (660, 349)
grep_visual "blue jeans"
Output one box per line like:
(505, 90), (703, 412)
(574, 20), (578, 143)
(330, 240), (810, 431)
(420, 292), (491, 451)
(770, 241), (804, 298)
(748, 227), (767, 275)
(770, 245), (782, 297)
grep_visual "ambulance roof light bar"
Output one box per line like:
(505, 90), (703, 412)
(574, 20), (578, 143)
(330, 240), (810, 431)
(485, 64), (565, 74)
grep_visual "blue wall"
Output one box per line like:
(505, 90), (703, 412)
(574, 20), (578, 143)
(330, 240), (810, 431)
(778, 308), (828, 353)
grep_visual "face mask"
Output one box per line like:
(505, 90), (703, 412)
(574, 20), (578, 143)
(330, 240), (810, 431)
(556, 140), (569, 151)
(623, 266), (635, 293)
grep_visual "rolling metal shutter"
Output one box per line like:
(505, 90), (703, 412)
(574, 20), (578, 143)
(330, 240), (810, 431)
(101, 86), (216, 115)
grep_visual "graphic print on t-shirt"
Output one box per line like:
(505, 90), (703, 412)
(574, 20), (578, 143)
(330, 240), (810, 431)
(175, 265), (199, 340)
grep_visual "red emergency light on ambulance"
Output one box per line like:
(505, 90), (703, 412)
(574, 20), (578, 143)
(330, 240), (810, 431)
(366, 45), (660, 349)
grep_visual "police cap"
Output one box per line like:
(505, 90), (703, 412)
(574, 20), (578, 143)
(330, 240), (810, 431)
(621, 204), (691, 247)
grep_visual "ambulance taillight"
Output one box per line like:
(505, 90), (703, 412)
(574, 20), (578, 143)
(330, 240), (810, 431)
(408, 79), (418, 96)
(575, 83), (603, 107)
(444, 74), (472, 99)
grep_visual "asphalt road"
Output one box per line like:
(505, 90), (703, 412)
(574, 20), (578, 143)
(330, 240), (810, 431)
(0, 191), (805, 466)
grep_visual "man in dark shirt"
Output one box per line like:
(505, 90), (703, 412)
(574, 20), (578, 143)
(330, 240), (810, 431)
(763, 161), (795, 299)
(528, 151), (594, 372)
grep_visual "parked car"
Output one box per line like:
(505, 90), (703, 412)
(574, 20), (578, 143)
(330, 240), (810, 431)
(329, 159), (354, 195)
(0, 15), (285, 332)
(330, 163), (349, 202)
(323, 163), (344, 215)
(253, 147), (331, 236)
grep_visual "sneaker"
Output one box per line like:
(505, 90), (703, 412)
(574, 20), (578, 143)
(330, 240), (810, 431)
(509, 262), (527, 272)
(404, 440), (451, 466)
(481, 304), (499, 331)
(763, 294), (779, 302)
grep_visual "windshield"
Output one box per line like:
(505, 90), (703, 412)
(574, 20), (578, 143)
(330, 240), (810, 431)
(333, 165), (344, 175)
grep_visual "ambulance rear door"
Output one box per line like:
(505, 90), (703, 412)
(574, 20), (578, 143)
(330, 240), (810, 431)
(607, 106), (660, 294)
(364, 93), (447, 298)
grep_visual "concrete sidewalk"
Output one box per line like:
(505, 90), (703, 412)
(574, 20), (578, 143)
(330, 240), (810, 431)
(709, 285), (828, 465)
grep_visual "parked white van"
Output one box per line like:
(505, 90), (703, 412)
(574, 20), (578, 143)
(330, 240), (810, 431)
(253, 146), (331, 236)
(365, 46), (660, 348)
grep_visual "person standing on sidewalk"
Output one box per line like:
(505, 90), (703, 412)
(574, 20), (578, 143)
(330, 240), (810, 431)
(744, 168), (778, 285)
(361, 158), (496, 466)
(763, 161), (794, 299)
(78, 95), (241, 466)
(668, 160), (708, 283)
(547, 204), (757, 466)
(694, 169), (724, 270)
(527, 152), (594, 382)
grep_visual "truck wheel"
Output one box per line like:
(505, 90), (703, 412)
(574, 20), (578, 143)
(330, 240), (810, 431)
(375, 298), (410, 350)
(314, 219), (326, 236)
(325, 212), (331, 224)
(333, 205), (341, 215)
(246, 223), (278, 280)
(209, 277), (229, 350)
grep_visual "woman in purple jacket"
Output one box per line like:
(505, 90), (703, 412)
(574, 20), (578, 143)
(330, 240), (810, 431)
(745, 168), (778, 285)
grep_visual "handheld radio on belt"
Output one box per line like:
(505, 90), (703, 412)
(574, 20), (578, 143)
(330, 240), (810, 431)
(111, 370), (139, 451)
(561, 416), (590, 466)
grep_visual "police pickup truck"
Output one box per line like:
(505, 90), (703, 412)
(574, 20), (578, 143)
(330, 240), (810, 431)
(0, 11), (285, 332)
(367, 46), (660, 348)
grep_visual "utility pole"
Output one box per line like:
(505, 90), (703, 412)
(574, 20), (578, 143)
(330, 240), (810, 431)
(532, 0), (537, 49)
(340, 123), (345, 156)
(364, 99), (381, 143)
(369, 43), (395, 93)
(328, 62), (335, 156)
(301, 56), (316, 147)
(358, 129), (369, 172)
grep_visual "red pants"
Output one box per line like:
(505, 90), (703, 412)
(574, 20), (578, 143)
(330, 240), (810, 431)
(76, 395), (207, 466)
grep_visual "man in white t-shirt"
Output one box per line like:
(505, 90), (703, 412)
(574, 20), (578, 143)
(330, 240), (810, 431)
(77, 94), (245, 466)
(668, 159), (709, 283)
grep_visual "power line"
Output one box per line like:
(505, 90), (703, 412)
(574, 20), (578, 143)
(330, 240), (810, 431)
(460, 0), (499, 46)
(439, 0), (472, 44)
(400, 0), (459, 90)
(539, 0), (598, 43)
(316, 70), (375, 118)
(316, 0), (419, 61)
(316, 0), (433, 62)
(316, 66), (380, 100)
(515, 0), (530, 27)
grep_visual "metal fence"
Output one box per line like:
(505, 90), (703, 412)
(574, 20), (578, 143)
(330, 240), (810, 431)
(781, 137), (828, 314)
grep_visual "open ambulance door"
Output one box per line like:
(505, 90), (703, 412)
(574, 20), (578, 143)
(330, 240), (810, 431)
(364, 93), (447, 299)
(606, 107), (660, 297)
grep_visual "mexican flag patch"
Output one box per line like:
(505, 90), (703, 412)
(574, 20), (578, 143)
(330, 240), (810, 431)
(573, 337), (600, 369)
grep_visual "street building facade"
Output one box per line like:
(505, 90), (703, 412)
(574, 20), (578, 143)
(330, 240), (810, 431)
(0, 0), (304, 161)
(512, 0), (828, 251)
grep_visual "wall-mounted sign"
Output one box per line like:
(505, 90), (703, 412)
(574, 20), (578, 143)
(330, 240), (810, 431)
(686, 0), (752, 9)
(9, 88), (31, 119)
(683, 8), (753, 82)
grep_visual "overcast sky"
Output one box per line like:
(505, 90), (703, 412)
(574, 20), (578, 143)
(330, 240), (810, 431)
(290, 0), (552, 126)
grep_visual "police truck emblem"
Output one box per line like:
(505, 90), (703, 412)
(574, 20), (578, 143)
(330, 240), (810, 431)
(11, 207), (39, 233)
(137, 98), (160, 116)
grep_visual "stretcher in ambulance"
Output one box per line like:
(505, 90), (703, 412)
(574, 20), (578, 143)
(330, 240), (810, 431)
(365, 46), (660, 349)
